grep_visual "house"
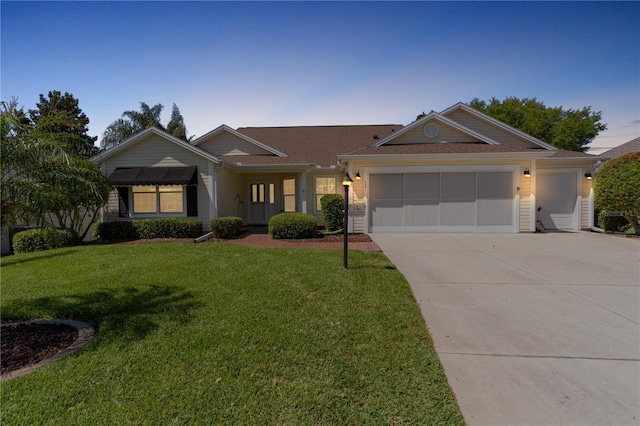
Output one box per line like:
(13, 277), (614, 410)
(91, 102), (599, 234)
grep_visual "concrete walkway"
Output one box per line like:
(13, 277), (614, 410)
(371, 232), (640, 426)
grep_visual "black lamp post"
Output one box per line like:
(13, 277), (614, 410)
(342, 172), (353, 268)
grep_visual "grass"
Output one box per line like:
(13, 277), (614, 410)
(1, 242), (463, 425)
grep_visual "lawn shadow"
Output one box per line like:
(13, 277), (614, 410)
(1, 284), (203, 342)
(0, 248), (79, 267)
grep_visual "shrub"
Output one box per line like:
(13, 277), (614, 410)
(269, 213), (318, 239)
(93, 221), (139, 241)
(320, 193), (344, 232)
(13, 228), (76, 254)
(597, 210), (631, 233)
(210, 217), (243, 239)
(134, 218), (202, 239)
(594, 152), (640, 234)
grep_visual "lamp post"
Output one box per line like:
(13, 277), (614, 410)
(342, 172), (353, 268)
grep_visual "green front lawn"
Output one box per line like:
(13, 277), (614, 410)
(1, 243), (463, 425)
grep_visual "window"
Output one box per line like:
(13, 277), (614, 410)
(132, 185), (184, 214)
(283, 178), (296, 212)
(315, 177), (337, 211)
(251, 183), (265, 203)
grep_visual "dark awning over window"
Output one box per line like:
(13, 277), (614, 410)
(109, 167), (198, 186)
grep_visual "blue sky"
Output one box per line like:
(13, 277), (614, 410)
(2, 1), (638, 153)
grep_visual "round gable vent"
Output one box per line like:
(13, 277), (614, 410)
(423, 123), (439, 138)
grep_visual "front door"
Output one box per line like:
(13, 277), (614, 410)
(249, 182), (276, 224)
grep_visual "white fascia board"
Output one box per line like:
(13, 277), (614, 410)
(537, 156), (601, 164)
(222, 161), (314, 170)
(91, 127), (221, 164)
(440, 103), (558, 151)
(337, 151), (553, 162)
(371, 112), (500, 147)
(191, 124), (287, 157)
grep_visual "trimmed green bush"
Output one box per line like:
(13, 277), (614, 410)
(595, 152), (640, 234)
(269, 213), (318, 239)
(598, 209), (631, 233)
(13, 228), (76, 254)
(134, 218), (202, 239)
(93, 221), (139, 241)
(210, 217), (243, 239)
(93, 218), (202, 241)
(320, 193), (344, 232)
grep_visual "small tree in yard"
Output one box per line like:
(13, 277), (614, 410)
(594, 152), (640, 234)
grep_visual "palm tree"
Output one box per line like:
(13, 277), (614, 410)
(101, 102), (165, 149)
(1, 99), (70, 230)
(1, 99), (111, 240)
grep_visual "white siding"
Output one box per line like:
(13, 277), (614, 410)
(445, 109), (542, 148)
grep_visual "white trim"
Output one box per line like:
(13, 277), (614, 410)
(364, 165), (519, 234)
(91, 127), (221, 164)
(371, 112), (501, 147)
(440, 103), (558, 151)
(209, 162), (217, 220)
(300, 171), (307, 213)
(313, 175), (339, 213)
(338, 151), (553, 162)
(529, 160), (537, 232)
(192, 124), (287, 157)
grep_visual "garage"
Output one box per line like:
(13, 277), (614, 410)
(536, 172), (579, 230)
(369, 171), (516, 233)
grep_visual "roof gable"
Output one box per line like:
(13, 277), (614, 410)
(91, 127), (220, 164)
(192, 125), (286, 157)
(440, 103), (557, 150)
(372, 112), (500, 147)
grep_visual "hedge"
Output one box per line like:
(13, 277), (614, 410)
(210, 217), (243, 239)
(13, 228), (76, 254)
(93, 218), (203, 241)
(134, 218), (202, 239)
(597, 210), (631, 233)
(93, 221), (139, 241)
(320, 193), (344, 232)
(269, 213), (318, 239)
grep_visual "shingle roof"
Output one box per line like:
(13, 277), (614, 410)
(236, 125), (401, 167)
(600, 137), (640, 158)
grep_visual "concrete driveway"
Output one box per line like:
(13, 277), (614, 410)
(371, 232), (640, 426)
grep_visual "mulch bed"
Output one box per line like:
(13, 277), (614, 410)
(1, 323), (78, 374)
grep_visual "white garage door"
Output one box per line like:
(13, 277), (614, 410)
(536, 172), (578, 230)
(369, 172), (515, 233)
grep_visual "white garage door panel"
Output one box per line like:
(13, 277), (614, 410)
(369, 171), (515, 233)
(537, 173), (577, 230)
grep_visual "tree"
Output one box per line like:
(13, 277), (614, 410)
(594, 152), (640, 234)
(28, 90), (99, 157)
(469, 97), (606, 152)
(166, 103), (190, 141)
(1, 99), (111, 241)
(101, 102), (192, 149)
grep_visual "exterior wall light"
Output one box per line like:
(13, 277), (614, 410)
(355, 171), (361, 180)
(524, 169), (531, 178)
(585, 172), (592, 180)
